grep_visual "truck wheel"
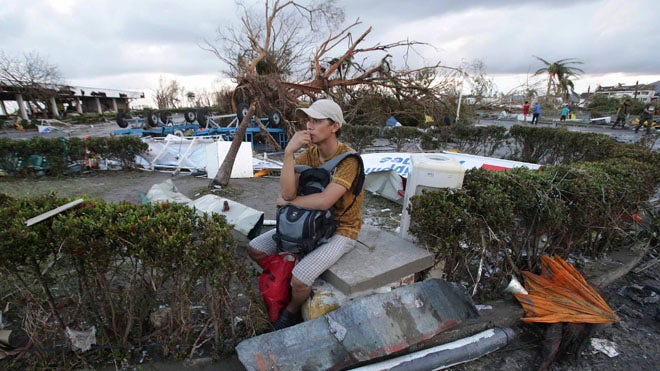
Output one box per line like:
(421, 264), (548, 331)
(184, 109), (196, 123)
(147, 111), (160, 127)
(268, 109), (282, 128)
(160, 111), (172, 126)
(116, 110), (130, 128)
(236, 103), (250, 122)
(197, 108), (210, 127)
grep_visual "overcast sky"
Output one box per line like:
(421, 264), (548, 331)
(2, 0), (659, 106)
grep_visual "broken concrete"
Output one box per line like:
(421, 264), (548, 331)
(322, 224), (434, 296)
(236, 279), (479, 370)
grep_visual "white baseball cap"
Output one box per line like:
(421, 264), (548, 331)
(296, 99), (345, 127)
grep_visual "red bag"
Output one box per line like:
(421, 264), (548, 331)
(258, 253), (297, 322)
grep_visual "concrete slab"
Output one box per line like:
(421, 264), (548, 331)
(236, 279), (479, 371)
(321, 224), (434, 296)
(237, 317), (349, 370)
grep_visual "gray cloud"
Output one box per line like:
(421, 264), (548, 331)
(2, 0), (658, 97)
(342, 0), (659, 75)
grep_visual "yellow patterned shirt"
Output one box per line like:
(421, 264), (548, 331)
(295, 142), (364, 239)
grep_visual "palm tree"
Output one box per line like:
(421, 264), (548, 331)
(558, 76), (577, 100)
(532, 56), (584, 99)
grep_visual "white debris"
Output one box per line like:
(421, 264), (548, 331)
(590, 337), (619, 358)
(66, 326), (97, 352)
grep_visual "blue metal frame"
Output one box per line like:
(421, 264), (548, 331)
(114, 116), (288, 150)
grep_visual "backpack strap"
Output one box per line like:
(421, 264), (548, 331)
(334, 153), (364, 216)
(294, 151), (365, 198)
(294, 164), (311, 174)
(316, 152), (365, 217)
(317, 151), (355, 172)
(319, 152), (365, 195)
(294, 152), (356, 172)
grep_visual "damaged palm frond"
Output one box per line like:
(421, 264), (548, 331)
(514, 255), (619, 324)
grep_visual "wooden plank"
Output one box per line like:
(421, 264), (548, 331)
(24, 199), (84, 227)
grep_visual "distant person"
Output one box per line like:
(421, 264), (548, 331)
(13, 117), (24, 131)
(635, 97), (657, 134)
(558, 105), (570, 126)
(612, 99), (631, 129)
(530, 102), (541, 125)
(522, 101), (530, 123)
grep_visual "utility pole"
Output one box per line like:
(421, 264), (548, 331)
(455, 62), (467, 124)
(456, 71), (465, 124)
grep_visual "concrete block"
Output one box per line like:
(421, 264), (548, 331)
(322, 224), (434, 296)
(236, 279), (478, 371)
(236, 318), (351, 370)
(302, 273), (416, 321)
(327, 279), (478, 362)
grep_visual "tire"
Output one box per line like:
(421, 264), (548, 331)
(183, 109), (196, 123)
(116, 110), (130, 128)
(197, 108), (210, 127)
(160, 111), (171, 126)
(236, 103), (250, 122)
(147, 111), (160, 127)
(268, 109), (282, 128)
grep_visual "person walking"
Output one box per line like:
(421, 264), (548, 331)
(635, 97), (657, 134)
(530, 101), (541, 125)
(523, 101), (530, 123)
(247, 99), (364, 331)
(612, 99), (631, 129)
(558, 104), (570, 126)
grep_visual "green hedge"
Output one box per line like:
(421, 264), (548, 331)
(341, 124), (380, 153)
(0, 136), (147, 176)
(409, 136), (660, 299)
(449, 125), (509, 156)
(436, 124), (658, 166)
(66, 112), (116, 125)
(508, 125), (633, 165)
(0, 194), (262, 367)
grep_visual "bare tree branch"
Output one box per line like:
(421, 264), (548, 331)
(0, 50), (65, 117)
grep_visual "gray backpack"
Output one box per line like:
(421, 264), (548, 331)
(273, 152), (364, 256)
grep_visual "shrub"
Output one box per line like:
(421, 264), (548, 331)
(0, 136), (148, 176)
(0, 195), (262, 367)
(452, 125), (508, 156)
(341, 124), (380, 153)
(408, 153), (660, 300)
(382, 126), (421, 151)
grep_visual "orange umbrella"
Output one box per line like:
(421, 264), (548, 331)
(514, 255), (619, 324)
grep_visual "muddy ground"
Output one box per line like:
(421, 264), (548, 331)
(2, 168), (658, 370)
(1, 120), (659, 370)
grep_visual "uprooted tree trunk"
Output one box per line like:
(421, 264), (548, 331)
(205, 0), (464, 129)
(210, 101), (256, 188)
(255, 119), (282, 152)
